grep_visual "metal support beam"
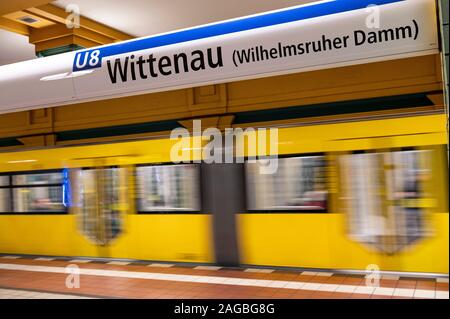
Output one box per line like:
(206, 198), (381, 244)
(437, 0), (449, 164)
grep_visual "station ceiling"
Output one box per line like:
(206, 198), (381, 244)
(0, 0), (313, 66)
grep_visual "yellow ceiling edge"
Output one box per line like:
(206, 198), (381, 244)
(73, 27), (115, 45)
(2, 3), (133, 54)
(29, 23), (114, 45)
(25, 4), (133, 41)
(33, 34), (103, 52)
(0, 16), (29, 36)
(28, 23), (72, 43)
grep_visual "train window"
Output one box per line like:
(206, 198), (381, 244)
(0, 171), (66, 213)
(340, 149), (434, 253)
(11, 186), (65, 213)
(0, 176), (9, 186)
(136, 164), (201, 212)
(245, 156), (328, 212)
(12, 172), (62, 185)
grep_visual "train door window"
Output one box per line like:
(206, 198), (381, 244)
(0, 176), (11, 212)
(245, 155), (328, 212)
(12, 172), (62, 185)
(0, 171), (66, 213)
(136, 164), (201, 212)
(0, 189), (11, 212)
(75, 167), (123, 245)
(340, 149), (434, 253)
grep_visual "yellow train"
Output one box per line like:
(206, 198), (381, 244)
(0, 113), (448, 274)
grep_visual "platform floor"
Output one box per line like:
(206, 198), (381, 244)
(0, 255), (448, 299)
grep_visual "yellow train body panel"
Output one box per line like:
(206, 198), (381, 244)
(237, 213), (448, 274)
(236, 114), (448, 274)
(0, 114), (447, 273)
(0, 214), (213, 263)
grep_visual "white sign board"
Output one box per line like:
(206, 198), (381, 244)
(0, 0), (439, 114)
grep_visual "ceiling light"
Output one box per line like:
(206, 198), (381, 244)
(17, 16), (39, 24)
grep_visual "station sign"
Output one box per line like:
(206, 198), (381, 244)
(0, 0), (439, 114)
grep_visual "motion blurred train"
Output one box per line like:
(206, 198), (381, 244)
(0, 113), (447, 274)
(0, 0), (447, 275)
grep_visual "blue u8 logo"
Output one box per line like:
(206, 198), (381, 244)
(73, 49), (102, 71)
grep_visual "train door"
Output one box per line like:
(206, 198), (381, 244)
(339, 148), (434, 266)
(71, 163), (129, 257)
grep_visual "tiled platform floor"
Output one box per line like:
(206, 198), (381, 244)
(0, 255), (448, 299)
(0, 288), (94, 299)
